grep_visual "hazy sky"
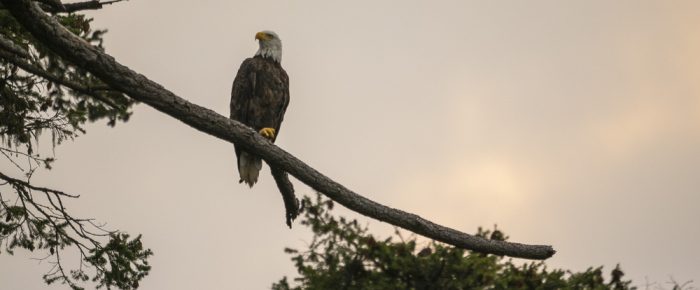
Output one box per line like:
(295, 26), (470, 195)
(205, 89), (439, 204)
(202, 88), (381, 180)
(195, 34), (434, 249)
(2, 0), (699, 289)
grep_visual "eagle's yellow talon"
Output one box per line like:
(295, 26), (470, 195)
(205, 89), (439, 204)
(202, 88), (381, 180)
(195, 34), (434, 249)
(259, 127), (276, 140)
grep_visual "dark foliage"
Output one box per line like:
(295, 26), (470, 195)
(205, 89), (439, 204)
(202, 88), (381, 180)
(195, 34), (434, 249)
(273, 194), (636, 290)
(1, 11), (134, 153)
(1, 5), (147, 290)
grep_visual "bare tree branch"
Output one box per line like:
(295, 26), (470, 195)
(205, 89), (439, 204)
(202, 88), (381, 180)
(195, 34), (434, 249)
(271, 166), (299, 228)
(61, 0), (127, 13)
(0, 34), (31, 59)
(1, 0), (556, 260)
(0, 0), (128, 13)
(0, 171), (79, 198)
(0, 47), (119, 108)
(34, 0), (64, 12)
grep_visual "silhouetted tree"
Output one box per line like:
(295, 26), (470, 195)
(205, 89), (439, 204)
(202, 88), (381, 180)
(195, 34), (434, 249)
(273, 194), (636, 290)
(1, 2), (150, 289)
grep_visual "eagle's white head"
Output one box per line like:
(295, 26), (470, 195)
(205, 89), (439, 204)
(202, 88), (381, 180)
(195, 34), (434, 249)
(255, 30), (282, 63)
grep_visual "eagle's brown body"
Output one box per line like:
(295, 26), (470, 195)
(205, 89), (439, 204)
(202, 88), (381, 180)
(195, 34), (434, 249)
(230, 55), (290, 186)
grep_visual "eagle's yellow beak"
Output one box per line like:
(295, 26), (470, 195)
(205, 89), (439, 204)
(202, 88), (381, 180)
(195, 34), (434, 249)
(255, 32), (271, 41)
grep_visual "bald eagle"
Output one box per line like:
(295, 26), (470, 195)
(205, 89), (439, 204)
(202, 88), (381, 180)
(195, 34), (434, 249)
(230, 31), (290, 187)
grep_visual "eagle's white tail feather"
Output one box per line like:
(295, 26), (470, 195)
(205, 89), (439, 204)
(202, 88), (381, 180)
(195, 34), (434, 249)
(239, 151), (262, 187)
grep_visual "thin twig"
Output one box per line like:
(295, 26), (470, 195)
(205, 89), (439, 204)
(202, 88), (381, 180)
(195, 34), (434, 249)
(0, 149), (26, 172)
(0, 171), (79, 198)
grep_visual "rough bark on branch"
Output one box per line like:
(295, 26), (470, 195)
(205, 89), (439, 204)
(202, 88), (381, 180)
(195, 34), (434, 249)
(2, 0), (556, 260)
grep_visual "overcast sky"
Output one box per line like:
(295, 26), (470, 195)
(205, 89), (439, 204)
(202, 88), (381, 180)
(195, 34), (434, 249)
(2, 0), (699, 289)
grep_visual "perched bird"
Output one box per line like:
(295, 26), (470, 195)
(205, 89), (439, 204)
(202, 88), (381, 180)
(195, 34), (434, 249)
(230, 30), (290, 187)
